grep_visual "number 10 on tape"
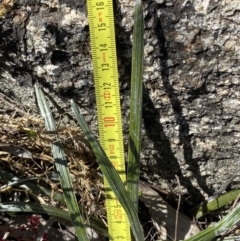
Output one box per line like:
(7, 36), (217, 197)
(86, 0), (131, 240)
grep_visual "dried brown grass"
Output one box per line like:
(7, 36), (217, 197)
(0, 112), (105, 218)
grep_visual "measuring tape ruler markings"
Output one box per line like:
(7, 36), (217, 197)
(87, 0), (131, 240)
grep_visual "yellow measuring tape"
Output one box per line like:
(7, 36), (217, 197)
(87, 0), (131, 240)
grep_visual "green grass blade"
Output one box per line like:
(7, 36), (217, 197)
(71, 100), (144, 241)
(190, 189), (240, 219)
(0, 202), (108, 236)
(0, 168), (64, 203)
(35, 84), (89, 241)
(215, 236), (240, 241)
(127, 0), (144, 210)
(185, 202), (240, 241)
(34, 85), (56, 131)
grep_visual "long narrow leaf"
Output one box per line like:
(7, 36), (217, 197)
(190, 189), (240, 219)
(35, 85), (89, 241)
(0, 168), (65, 203)
(127, 0), (144, 211)
(71, 100), (144, 241)
(0, 202), (108, 237)
(35, 85), (56, 131)
(185, 202), (240, 241)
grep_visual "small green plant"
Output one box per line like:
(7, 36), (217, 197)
(26, 129), (37, 138)
(33, 0), (144, 240)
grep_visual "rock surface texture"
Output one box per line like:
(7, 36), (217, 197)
(0, 0), (240, 203)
